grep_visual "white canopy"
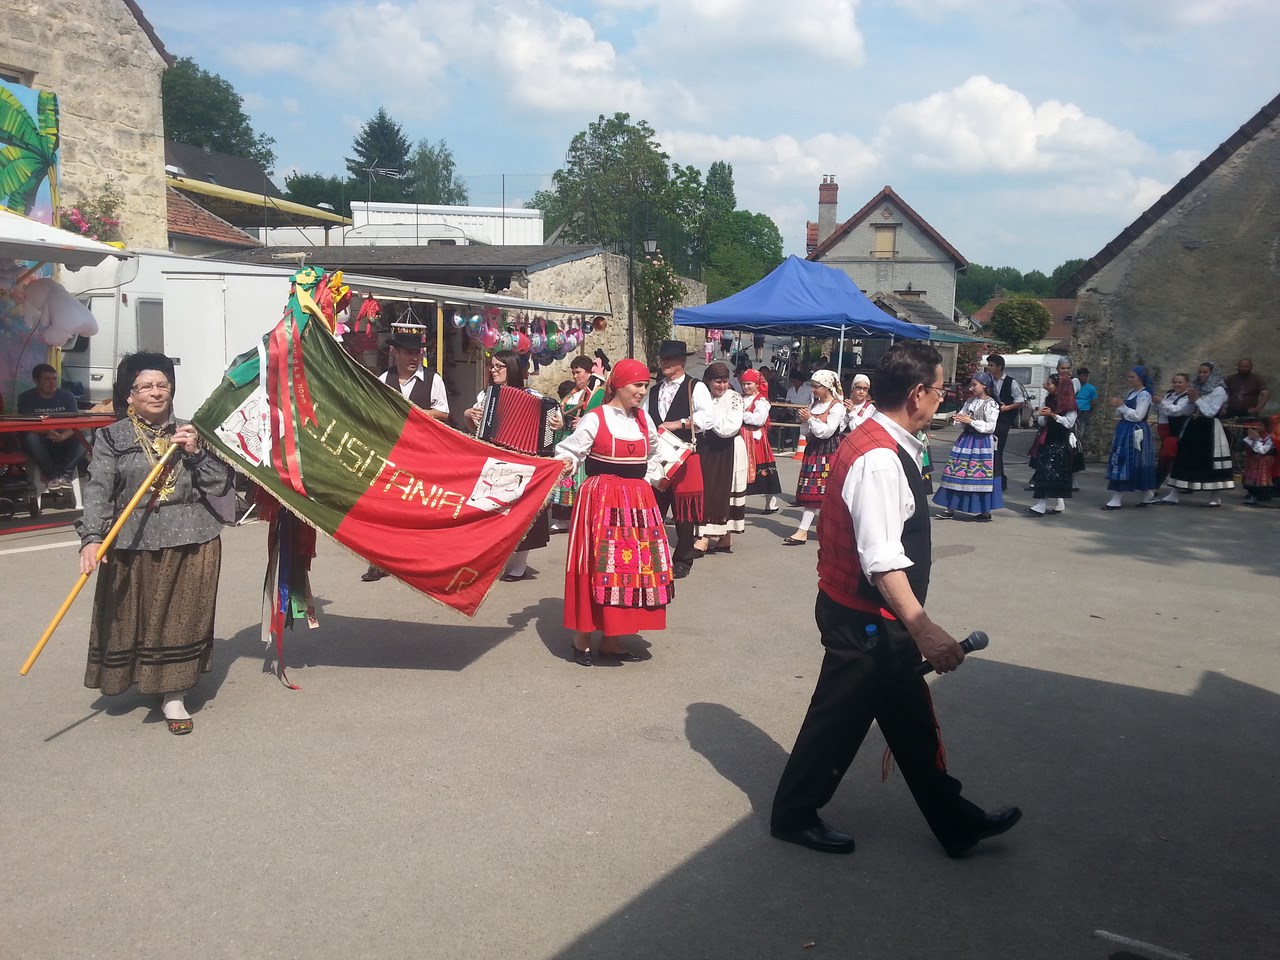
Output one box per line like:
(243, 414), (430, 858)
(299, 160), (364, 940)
(0, 208), (134, 269)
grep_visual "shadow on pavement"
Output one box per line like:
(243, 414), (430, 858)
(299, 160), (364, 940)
(546, 661), (1278, 960)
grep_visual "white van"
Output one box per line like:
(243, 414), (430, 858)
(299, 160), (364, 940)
(62, 252), (297, 417)
(1001, 353), (1065, 427)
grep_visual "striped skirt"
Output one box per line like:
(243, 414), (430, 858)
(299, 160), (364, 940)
(1169, 418), (1234, 491)
(795, 434), (842, 505)
(85, 538), (222, 696)
(933, 430), (1002, 514)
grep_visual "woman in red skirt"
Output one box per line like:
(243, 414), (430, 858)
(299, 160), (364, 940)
(556, 358), (675, 666)
(741, 369), (781, 513)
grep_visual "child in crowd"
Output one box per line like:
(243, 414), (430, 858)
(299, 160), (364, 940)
(1241, 417), (1277, 505)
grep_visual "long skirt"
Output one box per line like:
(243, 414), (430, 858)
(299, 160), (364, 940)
(744, 429), (781, 496)
(85, 538), (221, 696)
(517, 509), (550, 551)
(1168, 417), (1234, 491)
(795, 434), (841, 506)
(1031, 424), (1079, 499)
(1156, 423), (1179, 486)
(933, 430), (1003, 514)
(1106, 420), (1157, 492)
(699, 435), (747, 537)
(1241, 449), (1275, 497)
(564, 473), (672, 635)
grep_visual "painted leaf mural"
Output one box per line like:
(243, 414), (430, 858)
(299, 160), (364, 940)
(0, 85), (58, 214)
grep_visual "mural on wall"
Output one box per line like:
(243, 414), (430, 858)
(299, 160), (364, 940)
(0, 80), (60, 411)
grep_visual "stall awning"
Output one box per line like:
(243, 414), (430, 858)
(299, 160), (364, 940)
(0, 208), (134, 269)
(167, 175), (353, 229)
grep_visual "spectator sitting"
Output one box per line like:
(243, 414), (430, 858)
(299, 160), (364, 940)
(17, 363), (86, 490)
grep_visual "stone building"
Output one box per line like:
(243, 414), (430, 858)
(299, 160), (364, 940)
(806, 179), (969, 322)
(0, 0), (172, 249)
(1061, 92), (1280, 459)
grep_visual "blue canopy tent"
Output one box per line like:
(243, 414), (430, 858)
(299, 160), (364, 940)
(673, 256), (928, 375)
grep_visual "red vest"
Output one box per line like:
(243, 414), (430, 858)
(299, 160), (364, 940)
(817, 418), (931, 616)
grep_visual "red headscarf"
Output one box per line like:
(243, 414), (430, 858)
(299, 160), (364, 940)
(607, 358), (650, 397)
(740, 368), (771, 430)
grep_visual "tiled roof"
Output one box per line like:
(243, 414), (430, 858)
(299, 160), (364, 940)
(122, 0), (174, 65)
(1057, 91), (1280, 296)
(166, 188), (261, 248)
(165, 141), (284, 197)
(807, 185), (968, 269)
(873, 292), (970, 334)
(972, 295), (1076, 343)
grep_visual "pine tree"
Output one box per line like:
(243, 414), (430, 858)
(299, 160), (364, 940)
(345, 108), (415, 201)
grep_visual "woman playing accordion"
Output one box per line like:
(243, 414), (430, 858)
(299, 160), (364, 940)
(555, 359), (675, 666)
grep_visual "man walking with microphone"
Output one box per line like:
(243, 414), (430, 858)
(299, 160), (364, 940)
(770, 341), (1021, 857)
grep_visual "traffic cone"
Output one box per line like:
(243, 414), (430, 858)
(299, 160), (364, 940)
(792, 433), (807, 460)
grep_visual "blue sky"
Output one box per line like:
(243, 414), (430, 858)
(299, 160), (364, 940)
(147, 0), (1280, 273)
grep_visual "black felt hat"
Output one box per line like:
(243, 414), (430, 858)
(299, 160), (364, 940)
(385, 331), (426, 351)
(657, 339), (695, 359)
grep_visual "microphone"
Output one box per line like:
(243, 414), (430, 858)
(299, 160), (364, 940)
(914, 631), (989, 675)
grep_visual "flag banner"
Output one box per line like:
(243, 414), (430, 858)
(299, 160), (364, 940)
(192, 268), (566, 618)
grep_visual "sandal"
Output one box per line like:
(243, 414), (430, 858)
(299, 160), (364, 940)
(165, 718), (193, 736)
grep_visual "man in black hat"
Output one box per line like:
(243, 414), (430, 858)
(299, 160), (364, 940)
(647, 339), (714, 579)
(380, 332), (450, 422)
(362, 331), (451, 582)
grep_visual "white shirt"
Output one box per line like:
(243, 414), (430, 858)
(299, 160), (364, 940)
(384, 367), (449, 414)
(803, 399), (846, 438)
(742, 395), (771, 438)
(992, 375), (1026, 403)
(1244, 434), (1275, 455)
(787, 383), (814, 407)
(657, 373), (714, 425)
(838, 411), (926, 578)
(845, 399), (877, 432)
(703, 389), (744, 438)
(1193, 385), (1227, 417)
(1157, 391), (1192, 424)
(956, 396), (997, 433)
(555, 405), (662, 484)
(1114, 390), (1151, 423)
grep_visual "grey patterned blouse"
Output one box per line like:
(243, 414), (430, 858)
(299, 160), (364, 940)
(75, 417), (233, 551)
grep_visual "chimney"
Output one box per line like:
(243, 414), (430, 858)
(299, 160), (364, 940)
(817, 175), (838, 243)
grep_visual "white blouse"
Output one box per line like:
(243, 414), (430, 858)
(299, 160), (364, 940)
(1157, 391), (1192, 424)
(956, 397), (998, 434)
(804, 399), (847, 438)
(742, 395), (771, 437)
(1114, 389), (1152, 423)
(845, 399), (877, 431)
(701, 389), (744, 438)
(1039, 407), (1079, 428)
(1244, 435), (1275, 455)
(1194, 385), (1227, 417)
(554, 405), (662, 484)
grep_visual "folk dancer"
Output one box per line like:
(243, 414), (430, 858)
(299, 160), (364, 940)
(1103, 365), (1158, 509)
(740, 369), (781, 513)
(783, 370), (847, 545)
(933, 372), (1001, 521)
(1161, 362), (1233, 506)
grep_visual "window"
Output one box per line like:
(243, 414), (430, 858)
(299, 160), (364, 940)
(0, 65), (34, 86)
(872, 225), (897, 259)
(137, 299), (164, 353)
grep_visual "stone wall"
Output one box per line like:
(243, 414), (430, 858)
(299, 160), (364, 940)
(1072, 114), (1280, 461)
(1, 0), (169, 249)
(517, 252), (706, 394)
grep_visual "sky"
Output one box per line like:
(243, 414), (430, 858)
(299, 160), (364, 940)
(146, 0), (1280, 274)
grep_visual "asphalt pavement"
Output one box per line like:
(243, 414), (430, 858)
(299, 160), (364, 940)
(1, 424), (1276, 960)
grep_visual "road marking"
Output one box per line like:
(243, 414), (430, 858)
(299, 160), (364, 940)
(0, 540), (80, 557)
(1093, 930), (1193, 959)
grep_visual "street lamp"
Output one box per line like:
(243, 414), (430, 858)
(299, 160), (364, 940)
(627, 199), (659, 358)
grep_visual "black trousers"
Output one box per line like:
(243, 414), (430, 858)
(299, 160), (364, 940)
(771, 590), (983, 847)
(652, 485), (696, 568)
(992, 420), (1013, 491)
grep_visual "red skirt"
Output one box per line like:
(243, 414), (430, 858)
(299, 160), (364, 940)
(564, 473), (673, 634)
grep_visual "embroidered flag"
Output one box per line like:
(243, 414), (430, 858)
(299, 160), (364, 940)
(192, 269), (565, 617)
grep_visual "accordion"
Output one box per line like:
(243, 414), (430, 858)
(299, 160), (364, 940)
(478, 385), (558, 456)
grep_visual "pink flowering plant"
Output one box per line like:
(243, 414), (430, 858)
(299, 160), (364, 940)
(59, 181), (123, 241)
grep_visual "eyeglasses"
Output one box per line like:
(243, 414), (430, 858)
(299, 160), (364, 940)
(131, 382), (172, 394)
(921, 384), (945, 400)
(488, 363), (506, 371)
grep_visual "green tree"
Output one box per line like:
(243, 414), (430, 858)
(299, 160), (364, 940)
(162, 57), (276, 170)
(345, 107), (415, 201)
(283, 172), (351, 217)
(704, 210), (783, 301)
(988, 296), (1051, 351)
(634, 253), (686, 363)
(407, 138), (469, 205)
(703, 160), (736, 225)
(1049, 258), (1088, 293)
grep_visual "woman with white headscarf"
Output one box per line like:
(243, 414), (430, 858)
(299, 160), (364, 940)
(1160, 361), (1234, 506)
(933, 372), (1001, 521)
(842, 373), (875, 432)
(783, 369), (846, 545)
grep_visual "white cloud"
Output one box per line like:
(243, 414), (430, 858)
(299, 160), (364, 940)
(876, 76), (1151, 174)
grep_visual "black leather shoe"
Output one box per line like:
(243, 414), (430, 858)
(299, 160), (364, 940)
(360, 567), (388, 582)
(770, 820), (855, 855)
(673, 563), (692, 579)
(570, 640), (592, 667)
(943, 807), (1022, 859)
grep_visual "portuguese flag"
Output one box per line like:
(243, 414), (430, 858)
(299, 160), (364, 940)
(192, 268), (565, 618)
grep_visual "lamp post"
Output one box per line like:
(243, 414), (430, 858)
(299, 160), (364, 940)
(627, 199), (659, 358)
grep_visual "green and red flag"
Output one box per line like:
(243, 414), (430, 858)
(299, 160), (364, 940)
(192, 268), (565, 619)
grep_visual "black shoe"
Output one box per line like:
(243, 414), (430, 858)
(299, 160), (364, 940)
(673, 563), (692, 579)
(975, 513), (992, 522)
(943, 807), (1022, 859)
(771, 820), (855, 855)
(360, 567), (388, 582)
(782, 535), (809, 545)
(690, 547), (706, 559)
(500, 570), (531, 582)
(570, 639), (592, 667)
(601, 648), (644, 662)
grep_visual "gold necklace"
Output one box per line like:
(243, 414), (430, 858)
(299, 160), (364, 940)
(130, 413), (181, 501)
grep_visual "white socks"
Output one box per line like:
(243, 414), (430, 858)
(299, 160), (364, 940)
(1029, 499), (1046, 514)
(1161, 490), (1180, 504)
(1105, 494), (1122, 508)
(1055, 498), (1065, 512)
(766, 496), (779, 510)
(797, 509), (817, 532)
(505, 550), (529, 578)
(161, 693), (190, 721)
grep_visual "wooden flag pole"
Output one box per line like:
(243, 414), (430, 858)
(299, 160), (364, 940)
(20, 444), (180, 676)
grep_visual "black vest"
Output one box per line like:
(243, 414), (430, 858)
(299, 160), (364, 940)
(1164, 392), (1191, 437)
(648, 376), (694, 443)
(996, 376), (1020, 427)
(382, 368), (437, 411)
(855, 445), (931, 609)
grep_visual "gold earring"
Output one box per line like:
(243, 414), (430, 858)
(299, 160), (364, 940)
(126, 402), (136, 417)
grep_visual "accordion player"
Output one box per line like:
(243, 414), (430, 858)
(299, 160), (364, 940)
(477, 384), (560, 457)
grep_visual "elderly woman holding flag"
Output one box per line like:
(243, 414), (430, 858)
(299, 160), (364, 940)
(76, 352), (233, 735)
(555, 358), (675, 667)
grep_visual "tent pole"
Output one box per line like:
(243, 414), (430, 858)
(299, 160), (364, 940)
(837, 324), (845, 379)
